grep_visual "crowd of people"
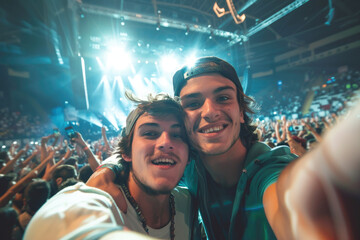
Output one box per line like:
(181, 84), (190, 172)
(0, 57), (359, 240)
(256, 68), (360, 119)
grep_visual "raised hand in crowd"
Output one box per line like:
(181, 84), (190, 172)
(303, 121), (322, 142)
(101, 125), (112, 153)
(17, 150), (40, 170)
(286, 128), (307, 157)
(0, 144), (28, 174)
(70, 132), (100, 171)
(40, 134), (56, 160)
(0, 149), (55, 208)
(281, 116), (287, 141)
(42, 147), (74, 181)
(275, 120), (284, 143)
(9, 141), (20, 158)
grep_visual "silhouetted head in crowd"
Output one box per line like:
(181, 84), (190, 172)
(58, 178), (79, 191)
(0, 159), (6, 170)
(0, 173), (16, 197)
(64, 157), (79, 172)
(23, 179), (50, 215)
(78, 164), (93, 183)
(0, 151), (10, 163)
(0, 207), (20, 240)
(52, 165), (77, 188)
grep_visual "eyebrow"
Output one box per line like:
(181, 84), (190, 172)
(213, 86), (236, 94)
(181, 92), (201, 100)
(138, 122), (182, 129)
(181, 86), (236, 100)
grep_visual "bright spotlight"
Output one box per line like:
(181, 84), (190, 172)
(185, 54), (197, 68)
(96, 56), (104, 70)
(105, 46), (132, 71)
(160, 55), (180, 72)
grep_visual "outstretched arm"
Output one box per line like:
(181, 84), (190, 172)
(0, 147), (26, 174)
(17, 150), (40, 169)
(0, 149), (55, 208)
(263, 102), (360, 240)
(72, 132), (101, 171)
(87, 166), (127, 212)
(304, 122), (322, 142)
(42, 147), (73, 181)
(275, 121), (283, 143)
(102, 126), (112, 153)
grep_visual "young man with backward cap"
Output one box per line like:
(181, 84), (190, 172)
(24, 93), (193, 240)
(172, 56), (360, 239)
(89, 57), (360, 240)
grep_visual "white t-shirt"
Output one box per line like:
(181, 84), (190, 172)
(117, 185), (191, 239)
(24, 182), (191, 240)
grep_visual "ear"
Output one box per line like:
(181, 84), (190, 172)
(239, 110), (245, 123)
(56, 177), (63, 187)
(122, 154), (132, 162)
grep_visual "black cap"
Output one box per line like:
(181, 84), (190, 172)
(172, 56), (243, 96)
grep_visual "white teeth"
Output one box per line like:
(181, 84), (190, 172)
(152, 158), (175, 165)
(202, 125), (224, 133)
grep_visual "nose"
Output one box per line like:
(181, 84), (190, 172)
(201, 98), (220, 122)
(157, 132), (174, 151)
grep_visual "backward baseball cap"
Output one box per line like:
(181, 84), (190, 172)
(172, 56), (244, 96)
(121, 107), (143, 137)
(120, 95), (184, 137)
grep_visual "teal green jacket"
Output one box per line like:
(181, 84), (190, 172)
(183, 142), (297, 240)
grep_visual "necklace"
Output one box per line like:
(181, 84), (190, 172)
(121, 183), (176, 240)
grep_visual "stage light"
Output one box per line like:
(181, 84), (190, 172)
(160, 55), (180, 73)
(185, 54), (197, 68)
(103, 110), (119, 131)
(105, 46), (132, 71)
(96, 57), (105, 70)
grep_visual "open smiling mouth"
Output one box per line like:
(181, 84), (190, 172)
(151, 158), (176, 166)
(199, 124), (227, 133)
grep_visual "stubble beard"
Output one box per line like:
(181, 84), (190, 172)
(131, 169), (172, 196)
(201, 135), (240, 156)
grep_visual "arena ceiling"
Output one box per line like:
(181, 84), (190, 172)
(1, 0), (359, 70)
(0, 0), (359, 112)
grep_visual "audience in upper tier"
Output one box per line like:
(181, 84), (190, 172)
(0, 67), (359, 239)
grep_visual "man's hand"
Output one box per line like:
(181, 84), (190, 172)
(71, 132), (87, 148)
(264, 101), (360, 240)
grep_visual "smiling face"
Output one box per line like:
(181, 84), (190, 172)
(180, 74), (245, 155)
(123, 113), (189, 195)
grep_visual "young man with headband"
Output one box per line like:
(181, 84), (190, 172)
(25, 93), (193, 240)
